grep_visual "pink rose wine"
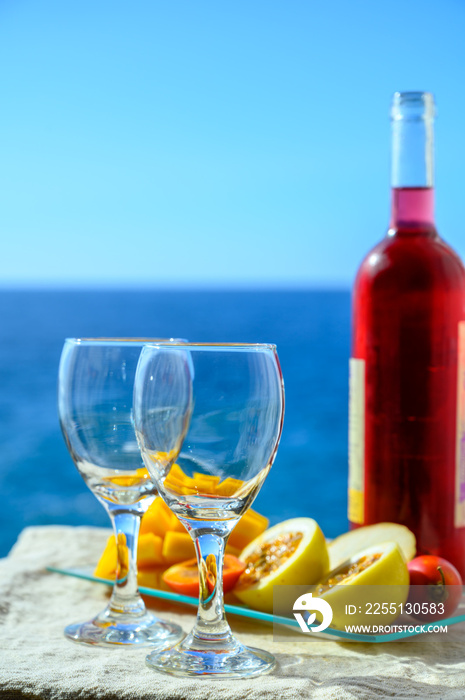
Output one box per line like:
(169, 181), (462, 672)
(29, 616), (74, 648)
(349, 92), (465, 577)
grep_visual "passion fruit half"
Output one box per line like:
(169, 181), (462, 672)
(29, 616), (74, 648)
(328, 523), (416, 571)
(314, 541), (410, 629)
(234, 517), (329, 613)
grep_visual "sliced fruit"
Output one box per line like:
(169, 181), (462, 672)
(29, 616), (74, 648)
(162, 554), (246, 597)
(228, 509), (269, 551)
(328, 523), (416, 570)
(234, 517), (329, 613)
(193, 472), (221, 494)
(137, 533), (164, 569)
(94, 535), (117, 579)
(94, 532), (164, 578)
(115, 533), (129, 579)
(103, 467), (151, 488)
(225, 544), (242, 557)
(167, 513), (188, 534)
(95, 497), (269, 579)
(314, 541), (409, 629)
(138, 569), (164, 589)
(163, 464), (250, 499)
(164, 463), (197, 495)
(215, 477), (245, 497)
(140, 497), (177, 538)
(162, 531), (196, 564)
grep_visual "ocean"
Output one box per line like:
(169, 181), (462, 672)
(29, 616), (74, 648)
(0, 289), (351, 557)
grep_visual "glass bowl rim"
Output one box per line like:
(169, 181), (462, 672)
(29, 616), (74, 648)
(140, 341), (278, 351)
(64, 337), (184, 345)
(64, 338), (277, 351)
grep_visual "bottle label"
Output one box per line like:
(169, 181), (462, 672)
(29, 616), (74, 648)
(455, 322), (465, 528)
(348, 358), (365, 523)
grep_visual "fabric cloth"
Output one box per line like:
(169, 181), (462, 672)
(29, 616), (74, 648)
(1, 525), (465, 699)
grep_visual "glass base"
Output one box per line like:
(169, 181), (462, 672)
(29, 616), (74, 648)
(145, 632), (276, 678)
(65, 607), (184, 648)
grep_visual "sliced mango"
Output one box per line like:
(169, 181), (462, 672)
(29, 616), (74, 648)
(163, 465), (248, 498)
(116, 532), (129, 579)
(229, 509), (269, 551)
(94, 532), (163, 577)
(162, 531), (196, 564)
(138, 533), (164, 569)
(94, 535), (117, 579)
(148, 449), (178, 468)
(225, 544), (242, 557)
(140, 497), (174, 538)
(103, 467), (151, 488)
(193, 472), (221, 494)
(138, 569), (164, 589)
(215, 477), (245, 497)
(164, 463), (197, 495)
(94, 491), (269, 592)
(168, 514), (187, 533)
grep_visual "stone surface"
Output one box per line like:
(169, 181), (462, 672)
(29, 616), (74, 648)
(1, 525), (465, 699)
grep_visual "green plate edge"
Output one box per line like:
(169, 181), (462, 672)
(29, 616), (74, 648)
(47, 565), (465, 644)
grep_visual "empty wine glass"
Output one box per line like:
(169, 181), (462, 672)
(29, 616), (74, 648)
(58, 338), (184, 647)
(133, 342), (284, 678)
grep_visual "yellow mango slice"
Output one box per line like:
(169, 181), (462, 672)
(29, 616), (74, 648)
(94, 489), (269, 592)
(138, 533), (164, 569)
(193, 472), (221, 494)
(229, 509), (269, 551)
(215, 477), (244, 497)
(148, 449), (178, 469)
(116, 532), (129, 579)
(164, 463), (197, 495)
(141, 496), (186, 536)
(162, 531), (195, 564)
(94, 535), (117, 579)
(103, 467), (151, 488)
(140, 497), (173, 538)
(164, 478), (196, 495)
(169, 513), (187, 533)
(225, 544), (242, 557)
(94, 532), (164, 578)
(139, 568), (174, 591)
(137, 569), (162, 589)
(166, 463), (189, 482)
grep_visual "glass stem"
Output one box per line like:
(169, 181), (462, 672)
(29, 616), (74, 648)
(107, 509), (146, 617)
(189, 527), (234, 643)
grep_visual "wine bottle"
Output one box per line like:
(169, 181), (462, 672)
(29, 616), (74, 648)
(349, 91), (465, 577)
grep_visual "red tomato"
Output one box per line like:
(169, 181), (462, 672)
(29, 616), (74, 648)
(162, 554), (246, 597)
(407, 555), (462, 621)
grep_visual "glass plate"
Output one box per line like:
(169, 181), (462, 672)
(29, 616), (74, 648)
(47, 566), (465, 643)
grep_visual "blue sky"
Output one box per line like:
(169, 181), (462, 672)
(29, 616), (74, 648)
(1, 0), (464, 288)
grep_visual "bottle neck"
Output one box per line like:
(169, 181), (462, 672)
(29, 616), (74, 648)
(390, 187), (435, 228)
(389, 92), (436, 229)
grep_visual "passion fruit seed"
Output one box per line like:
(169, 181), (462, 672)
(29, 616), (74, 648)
(328, 523), (416, 570)
(314, 542), (410, 630)
(235, 517), (329, 614)
(316, 553), (382, 594)
(239, 532), (303, 587)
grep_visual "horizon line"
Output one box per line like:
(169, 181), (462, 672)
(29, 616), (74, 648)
(0, 282), (352, 293)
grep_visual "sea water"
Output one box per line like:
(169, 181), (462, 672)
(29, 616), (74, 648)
(0, 288), (350, 556)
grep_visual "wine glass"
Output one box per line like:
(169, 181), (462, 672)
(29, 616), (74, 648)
(58, 338), (184, 647)
(133, 342), (285, 678)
